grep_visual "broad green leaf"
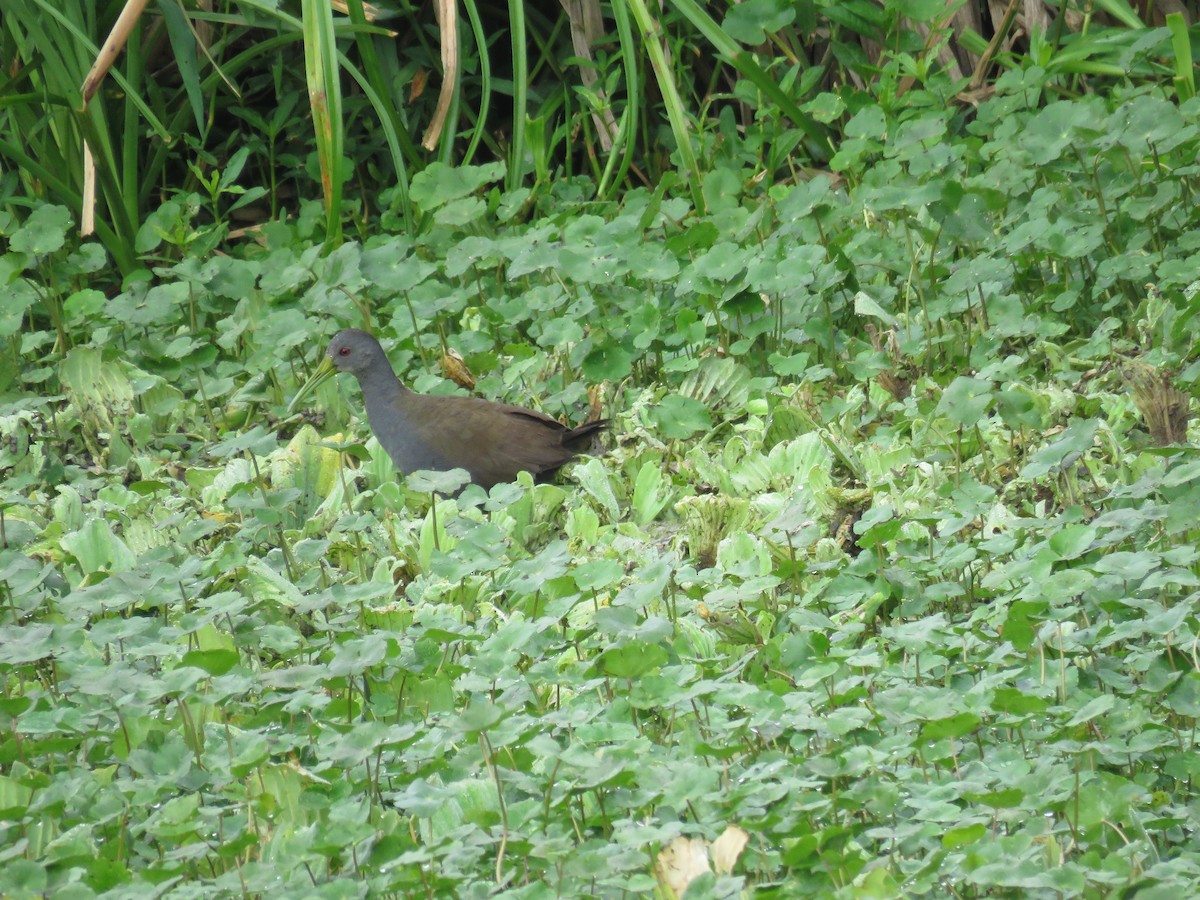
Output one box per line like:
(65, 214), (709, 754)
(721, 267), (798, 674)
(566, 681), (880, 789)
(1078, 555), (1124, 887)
(649, 393), (712, 440)
(593, 640), (669, 678)
(937, 376), (993, 426)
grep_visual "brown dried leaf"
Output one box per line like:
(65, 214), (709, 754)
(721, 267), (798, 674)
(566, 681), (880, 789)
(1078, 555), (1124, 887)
(422, 0), (459, 151)
(410, 68), (428, 102)
(1125, 361), (1191, 446)
(439, 348), (476, 390)
(80, 0), (150, 106)
(331, 0), (382, 20)
(587, 383), (606, 423)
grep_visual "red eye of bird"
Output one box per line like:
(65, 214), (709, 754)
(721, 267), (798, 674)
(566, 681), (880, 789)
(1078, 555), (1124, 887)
(339, 347), (351, 356)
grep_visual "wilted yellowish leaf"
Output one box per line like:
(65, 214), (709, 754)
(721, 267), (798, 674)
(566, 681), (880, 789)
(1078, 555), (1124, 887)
(696, 603), (763, 645)
(269, 425), (343, 498)
(654, 836), (710, 898)
(710, 824), (749, 874)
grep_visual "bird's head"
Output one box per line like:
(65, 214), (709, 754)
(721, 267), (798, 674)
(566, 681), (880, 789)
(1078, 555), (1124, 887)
(327, 328), (386, 377)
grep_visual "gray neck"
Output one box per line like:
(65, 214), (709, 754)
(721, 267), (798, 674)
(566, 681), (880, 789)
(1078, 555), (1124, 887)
(356, 360), (409, 420)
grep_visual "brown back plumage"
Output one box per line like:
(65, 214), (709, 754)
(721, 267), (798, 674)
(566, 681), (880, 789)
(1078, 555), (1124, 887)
(398, 392), (607, 488)
(324, 330), (608, 489)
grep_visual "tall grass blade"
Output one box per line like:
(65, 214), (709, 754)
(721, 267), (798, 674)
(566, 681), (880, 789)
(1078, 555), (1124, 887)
(666, 0), (829, 156)
(1167, 13), (1194, 102)
(621, 0), (705, 212)
(507, 0), (528, 191)
(302, 0), (345, 246)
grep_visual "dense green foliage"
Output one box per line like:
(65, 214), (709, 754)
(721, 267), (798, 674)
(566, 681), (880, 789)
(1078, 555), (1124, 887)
(3, 0), (1190, 268)
(3, 6), (1200, 897)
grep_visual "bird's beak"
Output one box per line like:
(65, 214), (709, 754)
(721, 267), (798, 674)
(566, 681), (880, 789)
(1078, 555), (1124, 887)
(287, 356), (337, 414)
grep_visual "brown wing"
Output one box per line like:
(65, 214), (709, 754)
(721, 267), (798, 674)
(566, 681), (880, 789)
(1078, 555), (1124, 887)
(403, 394), (596, 488)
